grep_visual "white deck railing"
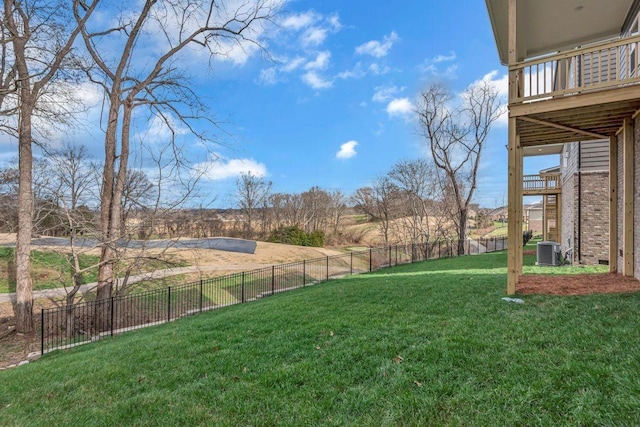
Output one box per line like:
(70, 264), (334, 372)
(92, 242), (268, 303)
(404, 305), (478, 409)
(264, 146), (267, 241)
(523, 173), (561, 193)
(510, 34), (640, 103)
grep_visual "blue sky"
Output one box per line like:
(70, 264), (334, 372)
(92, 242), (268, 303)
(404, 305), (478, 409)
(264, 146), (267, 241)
(0, 0), (555, 208)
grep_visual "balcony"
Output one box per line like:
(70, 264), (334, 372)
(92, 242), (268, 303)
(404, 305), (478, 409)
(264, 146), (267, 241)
(522, 173), (561, 196)
(510, 34), (640, 104)
(509, 34), (640, 148)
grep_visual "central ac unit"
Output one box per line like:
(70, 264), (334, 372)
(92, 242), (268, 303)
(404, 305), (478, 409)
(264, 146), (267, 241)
(536, 241), (560, 266)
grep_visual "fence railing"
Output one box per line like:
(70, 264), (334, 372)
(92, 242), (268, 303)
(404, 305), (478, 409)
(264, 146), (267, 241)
(509, 34), (640, 104)
(39, 237), (507, 354)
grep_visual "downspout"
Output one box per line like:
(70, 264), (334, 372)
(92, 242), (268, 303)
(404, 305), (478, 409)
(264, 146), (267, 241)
(577, 142), (582, 264)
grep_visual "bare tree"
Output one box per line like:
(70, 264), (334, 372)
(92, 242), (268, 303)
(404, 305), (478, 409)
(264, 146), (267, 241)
(74, 0), (279, 305)
(38, 143), (99, 337)
(417, 80), (503, 254)
(3, 0), (98, 333)
(236, 172), (272, 239)
(353, 178), (399, 245)
(328, 190), (347, 235)
(0, 165), (18, 231)
(388, 158), (442, 245)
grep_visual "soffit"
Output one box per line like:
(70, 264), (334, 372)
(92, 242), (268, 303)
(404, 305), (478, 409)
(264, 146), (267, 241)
(486, 0), (635, 65)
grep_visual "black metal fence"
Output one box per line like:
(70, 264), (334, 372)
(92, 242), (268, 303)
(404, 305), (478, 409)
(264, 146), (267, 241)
(40, 237), (507, 354)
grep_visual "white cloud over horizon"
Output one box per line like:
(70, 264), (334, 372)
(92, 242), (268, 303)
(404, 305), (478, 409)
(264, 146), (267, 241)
(336, 140), (358, 159)
(195, 155), (268, 181)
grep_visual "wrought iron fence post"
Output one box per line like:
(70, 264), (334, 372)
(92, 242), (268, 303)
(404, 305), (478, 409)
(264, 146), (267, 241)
(395, 245), (398, 265)
(41, 309), (44, 355)
(110, 297), (115, 337)
(167, 287), (171, 322)
(350, 252), (353, 275)
(303, 260), (306, 287)
(326, 256), (329, 281)
(199, 279), (203, 313)
(241, 272), (245, 303)
(369, 249), (372, 272)
(272, 265), (275, 295)
(388, 245), (392, 267)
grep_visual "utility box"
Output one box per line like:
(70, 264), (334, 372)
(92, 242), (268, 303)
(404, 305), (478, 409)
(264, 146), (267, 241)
(536, 241), (560, 266)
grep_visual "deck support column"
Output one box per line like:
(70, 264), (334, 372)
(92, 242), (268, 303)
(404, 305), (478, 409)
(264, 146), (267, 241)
(623, 118), (634, 276)
(609, 135), (618, 273)
(506, 0), (521, 295)
(507, 117), (523, 294)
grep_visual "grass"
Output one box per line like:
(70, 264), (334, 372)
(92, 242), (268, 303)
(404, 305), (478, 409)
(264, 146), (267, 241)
(2, 250), (640, 425)
(0, 247), (189, 294)
(0, 247), (101, 293)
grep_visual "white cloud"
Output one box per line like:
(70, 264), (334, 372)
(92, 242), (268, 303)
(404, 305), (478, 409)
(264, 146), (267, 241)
(434, 51), (457, 63)
(195, 155), (268, 181)
(327, 14), (342, 31)
(386, 98), (414, 120)
(301, 27), (328, 47)
(368, 63), (391, 75)
(336, 62), (366, 80)
(355, 31), (399, 58)
(421, 51), (459, 79)
(258, 67), (278, 85)
(467, 70), (509, 126)
(280, 11), (318, 31)
(302, 71), (333, 89)
(305, 50), (331, 70)
(282, 56), (306, 72)
(372, 85), (404, 103)
(140, 114), (190, 142)
(336, 140), (358, 159)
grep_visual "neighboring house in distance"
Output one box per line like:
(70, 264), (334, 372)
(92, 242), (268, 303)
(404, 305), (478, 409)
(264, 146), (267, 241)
(524, 202), (543, 235)
(560, 140), (610, 265)
(485, 0), (640, 294)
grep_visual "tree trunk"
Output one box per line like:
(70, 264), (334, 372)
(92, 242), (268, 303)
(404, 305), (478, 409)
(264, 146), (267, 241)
(458, 208), (467, 255)
(15, 110), (34, 333)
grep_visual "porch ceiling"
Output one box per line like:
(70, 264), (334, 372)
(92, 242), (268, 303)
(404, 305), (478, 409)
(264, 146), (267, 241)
(512, 91), (640, 147)
(485, 0), (635, 65)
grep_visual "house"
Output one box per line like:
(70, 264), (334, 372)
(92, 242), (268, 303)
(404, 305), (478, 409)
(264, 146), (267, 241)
(561, 140), (610, 265)
(523, 165), (561, 241)
(485, 0), (640, 294)
(524, 202), (543, 235)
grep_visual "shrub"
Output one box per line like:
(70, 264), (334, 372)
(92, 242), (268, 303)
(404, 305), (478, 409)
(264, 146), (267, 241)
(269, 226), (324, 247)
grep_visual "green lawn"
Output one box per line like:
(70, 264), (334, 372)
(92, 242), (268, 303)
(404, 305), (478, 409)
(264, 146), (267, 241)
(1, 251), (639, 425)
(0, 247), (101, 293)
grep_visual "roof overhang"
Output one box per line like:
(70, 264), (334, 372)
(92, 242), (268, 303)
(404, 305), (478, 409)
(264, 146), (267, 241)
(485, 0), (636, 65)
(523, 144), (563, 157)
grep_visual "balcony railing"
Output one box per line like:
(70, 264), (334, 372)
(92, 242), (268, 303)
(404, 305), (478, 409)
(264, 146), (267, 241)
(523, 173), (561, 194)
(509, 34), (640, 104)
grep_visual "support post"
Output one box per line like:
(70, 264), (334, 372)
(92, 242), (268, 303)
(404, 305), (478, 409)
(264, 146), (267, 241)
(609, 135), (618, 273)
(623, 118), (634, 277)
(507, 117), (523, 295)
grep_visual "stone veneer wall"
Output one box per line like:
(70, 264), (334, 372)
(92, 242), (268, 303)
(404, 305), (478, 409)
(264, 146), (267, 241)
(575, 171), (609, 265)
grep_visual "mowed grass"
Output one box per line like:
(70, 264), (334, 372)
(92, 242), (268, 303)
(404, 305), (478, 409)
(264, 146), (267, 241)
(0, 247), (100, 293)
(2, 251), (640, 425)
